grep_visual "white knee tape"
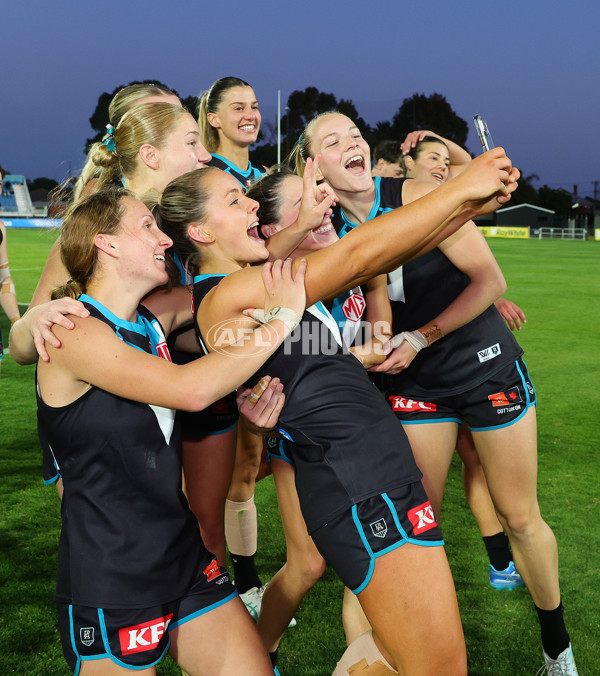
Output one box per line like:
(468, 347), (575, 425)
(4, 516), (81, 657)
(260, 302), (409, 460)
(224, 496), (258, 556)
(332, 631), (397, 675)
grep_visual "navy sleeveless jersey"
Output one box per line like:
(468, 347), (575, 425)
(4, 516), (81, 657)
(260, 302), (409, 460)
(193, 275), (422, 533)
(209, 154), (265, 190)
(36, 296), (206, 608)
(331, 177), (523, 397)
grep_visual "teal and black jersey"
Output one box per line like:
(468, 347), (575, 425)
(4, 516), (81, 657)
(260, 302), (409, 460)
(332, 177), (523, 398)
(193, 274), (421, 534)
(209, 154), (264, 190)
(37, 296), (206, 608)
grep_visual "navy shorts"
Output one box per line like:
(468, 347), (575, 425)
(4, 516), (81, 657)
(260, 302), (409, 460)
(385, 358), (536, 431)
(310, 483), (444, 594)
(177, 393), (239, 437)
(57, 556), (236, 673)
(264, 435), (294, 466)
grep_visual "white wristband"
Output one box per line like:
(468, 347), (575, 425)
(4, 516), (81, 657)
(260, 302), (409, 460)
(390, 329), (428, 353)
(248, 307), (302, 334)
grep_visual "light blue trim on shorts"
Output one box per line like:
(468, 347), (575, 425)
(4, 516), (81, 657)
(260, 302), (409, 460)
(400, 416), (461, 425)
(274, 425), (294, 442)
(169, 590), (238, 630)
(350, 492), (444, 595)
(202, 420), (238, 437)
(470, 359), (537, 432)
(96, 607), (170, 670)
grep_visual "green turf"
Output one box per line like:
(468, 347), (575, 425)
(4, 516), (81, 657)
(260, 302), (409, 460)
(1, 233), (598, 674)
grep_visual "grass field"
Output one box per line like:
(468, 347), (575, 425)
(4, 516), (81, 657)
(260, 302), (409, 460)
(1, 231), (598, 675)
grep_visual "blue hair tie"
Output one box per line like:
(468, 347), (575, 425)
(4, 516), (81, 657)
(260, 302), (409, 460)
(102, 124), (115, 152)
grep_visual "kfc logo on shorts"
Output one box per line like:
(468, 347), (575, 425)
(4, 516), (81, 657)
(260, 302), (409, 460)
(80, 627), (95, 647)
(370, 518), (388, 538)
(387, 396), (436, 412)
(408, 502), (438, 535)
(488, 387), (523, 408)
(341, 293), (365, 322)
(119, 614), (173, 655)
(204, 558), (223, 582)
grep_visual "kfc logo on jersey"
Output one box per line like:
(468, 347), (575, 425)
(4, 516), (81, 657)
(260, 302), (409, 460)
(370, 518), (388, 538)
(477, 343), (501, 363)
(80, 627), (95, 647)
(408, 502), (438, 535)
(387, 396), (436, 412)
(341, 293), (365, 322)
(488, 387), (523, 408)
(119, 614), (173, 655)
(204, 558), (223, 582)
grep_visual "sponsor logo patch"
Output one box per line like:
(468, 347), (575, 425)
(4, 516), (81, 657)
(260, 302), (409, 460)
(203, 558), (223, 582)
(341, 293), (366, 322)
(118, 614), (172, 655)
(407, 502), (437, 535)
(156, 341), (172, 361)
(477, 343), (501, 363)
(370, 518), (388, 538)
(80, 627), (95, 647)
(387, 396), (436, 412)
(488, 387), (523, 408)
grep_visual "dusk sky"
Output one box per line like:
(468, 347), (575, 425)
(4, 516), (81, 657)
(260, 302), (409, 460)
(2, 0), (599, 196)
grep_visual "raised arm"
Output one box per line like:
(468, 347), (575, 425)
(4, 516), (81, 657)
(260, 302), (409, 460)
(401, 129), (472, 179)
(201, 149), (518, 329)
(39, 260), (307, 412)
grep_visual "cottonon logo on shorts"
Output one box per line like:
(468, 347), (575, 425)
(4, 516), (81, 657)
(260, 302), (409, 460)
(407, 502), (437, 535)
(477, 343), (501, 363)
(387, 396), (436, 412)
(488, 387), (522, 407)
(370, 518), (388, 538)
(342, 293), (365, 322)
(119, 614), (173, 655)
(80, 627), (95, 647)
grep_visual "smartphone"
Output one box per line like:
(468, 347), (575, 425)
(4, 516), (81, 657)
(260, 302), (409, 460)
(473, 115), (495, 153)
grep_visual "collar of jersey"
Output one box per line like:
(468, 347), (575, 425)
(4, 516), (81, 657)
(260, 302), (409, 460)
(193, 273), (228, 283)
(78, 293), (162, 357)
(339, 177), (382, 233)
(211, 153), (254, 178)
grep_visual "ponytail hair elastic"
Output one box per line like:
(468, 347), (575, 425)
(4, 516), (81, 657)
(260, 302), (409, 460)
(102, 124), (115, 152)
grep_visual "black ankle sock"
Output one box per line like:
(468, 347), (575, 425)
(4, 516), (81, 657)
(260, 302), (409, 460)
(269, 649), (278, 667)
(535, 601), (570, 659)
(482, 532), (512, 571)
(230, 553), (262, 594)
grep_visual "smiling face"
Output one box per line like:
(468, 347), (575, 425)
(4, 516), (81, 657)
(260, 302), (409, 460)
(405, 141), (450, 185)
(208, 86), (261, 148)
(199, 170), (267, 266)
(112, 196), (173, 287)
(309, 113), (372, 194)
(264, 175), (338, 256)
(158, 112), (212, 183)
